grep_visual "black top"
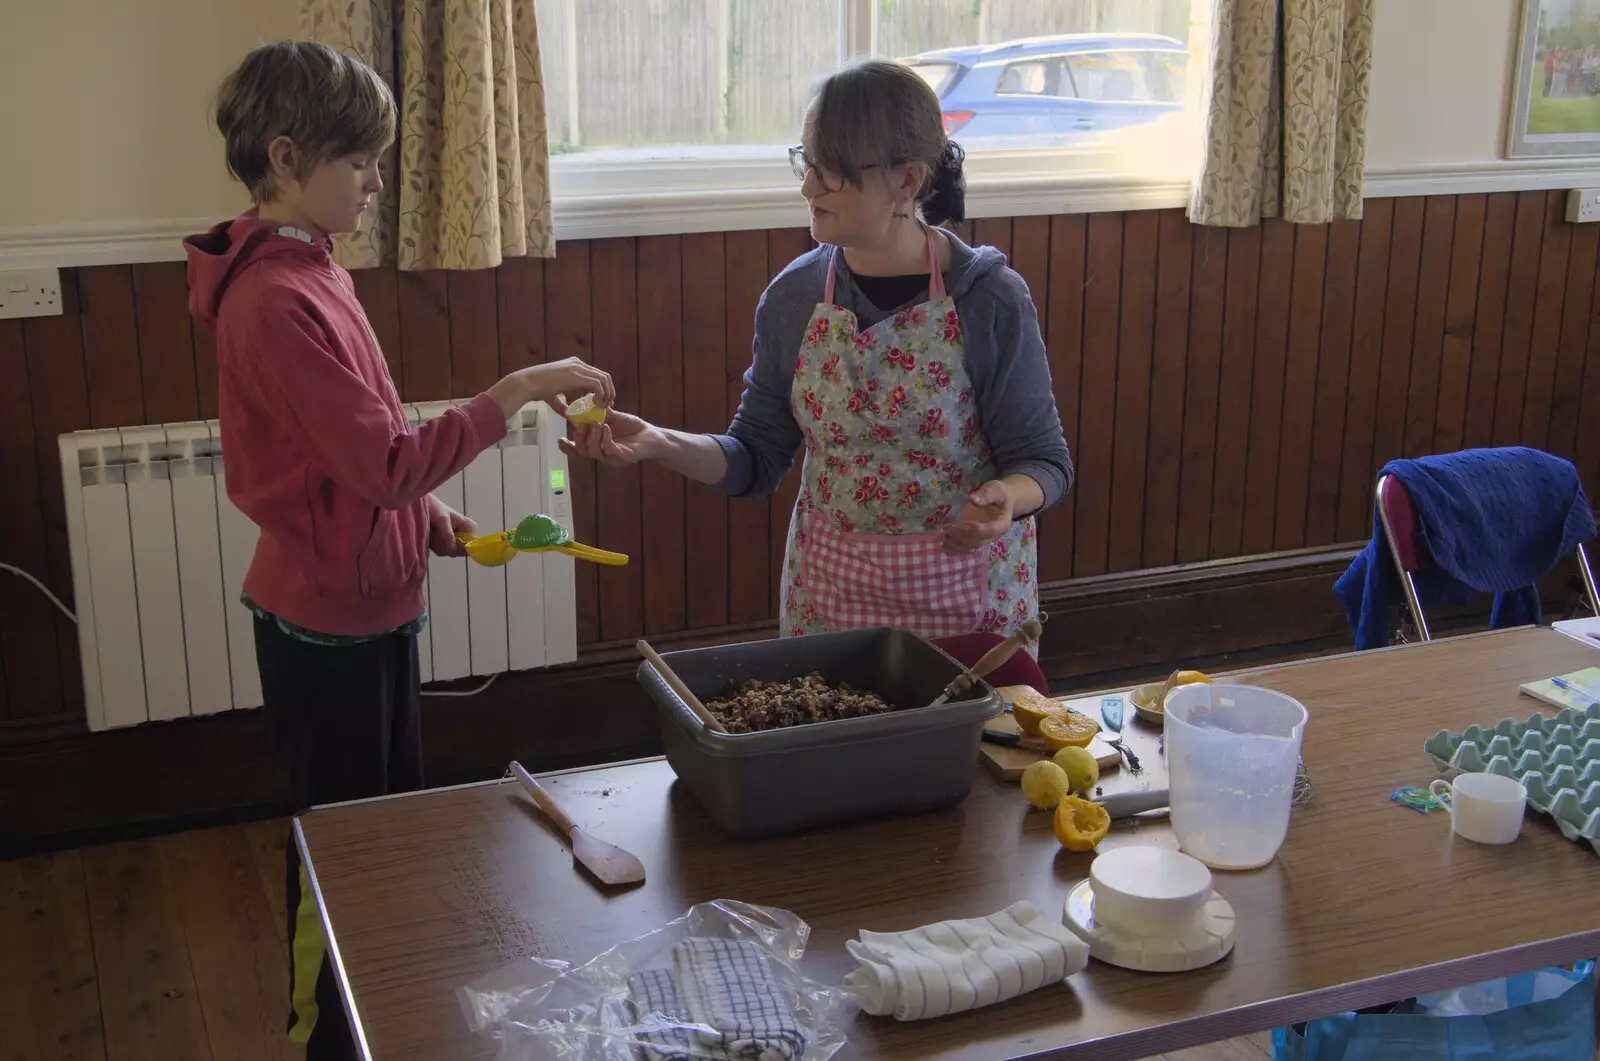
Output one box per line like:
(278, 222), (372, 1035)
(852, 273), (932, 313)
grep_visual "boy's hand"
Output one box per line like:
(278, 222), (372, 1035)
(525, 358), (615, 409)
(427, 496), (476, 558)
(489, 357), (615, 420)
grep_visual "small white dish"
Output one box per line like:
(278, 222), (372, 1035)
(1062, 846), (1236, 973)
(1129, 683), (1165, 726)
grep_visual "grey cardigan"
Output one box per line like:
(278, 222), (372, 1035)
(712, 233), (1074, 513)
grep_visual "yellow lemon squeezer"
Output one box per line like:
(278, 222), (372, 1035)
(458, 515), (629, 568)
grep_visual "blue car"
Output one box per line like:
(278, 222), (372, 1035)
(901, 33), (1189, 148)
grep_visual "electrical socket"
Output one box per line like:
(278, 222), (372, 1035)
(0, 269), (63, 320)
(1566, 189), (1600, 224)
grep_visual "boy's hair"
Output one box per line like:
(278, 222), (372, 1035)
(214, 40), (396, 203)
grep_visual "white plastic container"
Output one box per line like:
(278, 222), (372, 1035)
(1164, 683), (1308, 870)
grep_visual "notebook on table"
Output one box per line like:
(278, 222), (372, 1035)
(1518, 666), (1600, 711)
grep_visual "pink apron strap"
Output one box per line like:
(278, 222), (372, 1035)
(926, 227), (946, 300)
(826, 229), (942, 304)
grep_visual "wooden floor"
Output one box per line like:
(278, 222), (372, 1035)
(1, 820), (1272, 1061)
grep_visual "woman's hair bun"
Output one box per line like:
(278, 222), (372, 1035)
(922, 139), (966, 228)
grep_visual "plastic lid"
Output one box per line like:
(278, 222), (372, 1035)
(1089, 846), (1212, 936)
(1063, 877), (1236, 974)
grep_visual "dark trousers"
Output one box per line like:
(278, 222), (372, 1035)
(255, 616), (423, 1061)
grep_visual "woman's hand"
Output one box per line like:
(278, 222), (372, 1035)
(427, 496), (476, 558)
(559, 409), (664, 467)
(943, 480), (1013, 555)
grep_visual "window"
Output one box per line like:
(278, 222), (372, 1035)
(906, 60), (962, 98)
(535, 0), (840, 155)
(539, 0), (1208, 237)
(1064, 52), (1163, 103)
(1148, 50), (1189, 104)
(996, 60), (1054, 97)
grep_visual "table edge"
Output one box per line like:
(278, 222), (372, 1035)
(1068, 625), (1559, 705)
(299, 755), (669, 813)
(295, 816), (377, 1061)
(302, 629), (1563, 803)
(1015, 927), (1600, 1061)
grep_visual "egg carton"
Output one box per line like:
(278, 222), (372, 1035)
(1423, 701), (1600, 854)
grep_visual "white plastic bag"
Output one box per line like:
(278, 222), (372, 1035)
(1411, 966), (1585, 1018)
(458, 899), (850, 1061)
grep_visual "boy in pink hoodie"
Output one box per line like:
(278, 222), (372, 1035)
(185, 41), (609, 1060)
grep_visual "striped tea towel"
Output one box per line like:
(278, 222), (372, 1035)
(844, 901), (1089, 1020)
(627, 938), (806, 1060)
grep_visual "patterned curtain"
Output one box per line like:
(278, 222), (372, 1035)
(300, 0), (556, 270)
(1188, 0), (1374, 227)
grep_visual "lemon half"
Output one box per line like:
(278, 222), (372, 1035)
(563, 394), (607, 426)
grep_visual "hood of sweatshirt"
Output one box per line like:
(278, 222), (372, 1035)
(183, 212), (333, 332)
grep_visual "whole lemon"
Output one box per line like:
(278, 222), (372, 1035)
(1052, 745), (1100, 794)
(1020, 761), (1071, 809)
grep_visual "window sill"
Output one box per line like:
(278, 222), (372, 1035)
(548, 141), (1198, 240)
(551, 170), (1195, 242)
(6, 158), (1600, 268)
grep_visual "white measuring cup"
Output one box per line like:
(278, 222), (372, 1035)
(1164, 683), (1308, 870)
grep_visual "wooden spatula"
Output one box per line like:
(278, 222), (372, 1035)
(509, 761), (645, 887)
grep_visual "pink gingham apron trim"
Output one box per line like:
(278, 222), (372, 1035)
(800, 512), (986, 638)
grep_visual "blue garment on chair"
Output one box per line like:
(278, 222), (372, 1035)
(1333, 447), (1596, 650)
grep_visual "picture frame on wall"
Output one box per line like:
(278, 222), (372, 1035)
(1509, 0), (1600, 157)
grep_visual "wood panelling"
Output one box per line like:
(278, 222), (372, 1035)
(4, 192), (1600, 734)
(3, 546), (1360, 852)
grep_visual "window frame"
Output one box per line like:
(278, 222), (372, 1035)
(546, 0), (1206, 240)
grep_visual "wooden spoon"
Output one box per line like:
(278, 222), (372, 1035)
(509, 762), (645, 887)
(928, 617), (1045, 708)
(637, 639), (728, 733)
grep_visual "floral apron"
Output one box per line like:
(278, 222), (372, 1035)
(780, 228), (1038, 640)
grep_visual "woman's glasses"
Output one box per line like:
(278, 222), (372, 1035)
(789, 146), (892, 190)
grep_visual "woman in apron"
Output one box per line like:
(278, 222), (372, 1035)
(564, 60), (1073, 643)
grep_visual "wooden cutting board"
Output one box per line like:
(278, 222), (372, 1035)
(979, 696), (1123, 782)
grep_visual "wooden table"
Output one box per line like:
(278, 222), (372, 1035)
(296, 628), (1600, 1061)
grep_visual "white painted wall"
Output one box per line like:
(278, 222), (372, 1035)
(0, 0), (298, 230)
(1366, 0), (1521, 168)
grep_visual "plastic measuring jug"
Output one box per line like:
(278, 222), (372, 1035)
(1164, 683), (1308, 870)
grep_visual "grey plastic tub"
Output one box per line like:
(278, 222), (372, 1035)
(637, 627), (1003, 840)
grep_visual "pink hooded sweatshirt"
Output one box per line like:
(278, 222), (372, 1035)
(185, 213), (506, 636)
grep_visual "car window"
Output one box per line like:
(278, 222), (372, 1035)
(1063, 51), (1159, 102)
(1147, 51), (1188, 103)
(995, 59), (1053, 96)
(906, 61), (960, 98)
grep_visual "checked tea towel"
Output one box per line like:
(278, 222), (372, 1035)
(627, 938), (807, 1060)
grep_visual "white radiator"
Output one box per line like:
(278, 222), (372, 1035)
(59, 401), (577, 732)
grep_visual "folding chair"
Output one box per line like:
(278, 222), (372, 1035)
(1375, 472), (1600, 643)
